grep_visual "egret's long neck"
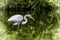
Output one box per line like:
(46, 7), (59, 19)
(22, 15), (27, 24)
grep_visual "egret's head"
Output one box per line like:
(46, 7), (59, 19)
(25, 14), (35, 21)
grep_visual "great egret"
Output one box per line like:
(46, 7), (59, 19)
(8, 14), (35, 29)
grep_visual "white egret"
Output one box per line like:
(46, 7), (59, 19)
(8, 14), (35, 29)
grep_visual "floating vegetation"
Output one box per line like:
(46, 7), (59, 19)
(1, 0), (59, 40)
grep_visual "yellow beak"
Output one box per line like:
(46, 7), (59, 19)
(31, 17), (35, 21)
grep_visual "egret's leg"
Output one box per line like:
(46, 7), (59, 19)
(18, 23), (19, 30)
(12, 25), (13, 28)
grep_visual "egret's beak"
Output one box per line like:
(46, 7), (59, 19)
(31, 17), (35, 21)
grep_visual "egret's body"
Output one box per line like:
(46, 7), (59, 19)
(8, 15), (23, 25)
(8, 14), (34, 29)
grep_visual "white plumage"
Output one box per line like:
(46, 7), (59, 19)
(8, 15), (23, 22)
(8, 14), (35, 29)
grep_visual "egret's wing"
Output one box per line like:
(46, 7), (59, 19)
(13, 15), (23, 22)
(8, 15), (23, 22)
